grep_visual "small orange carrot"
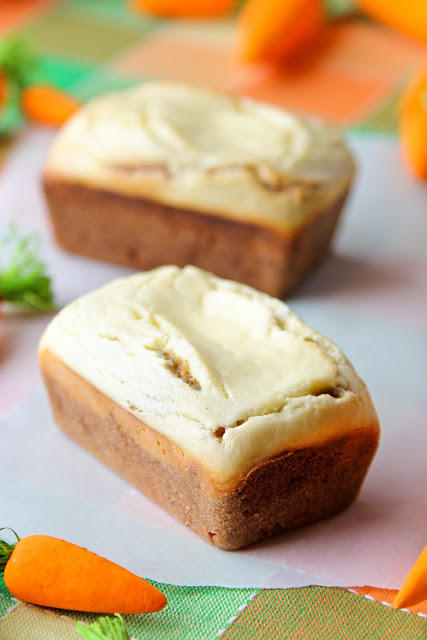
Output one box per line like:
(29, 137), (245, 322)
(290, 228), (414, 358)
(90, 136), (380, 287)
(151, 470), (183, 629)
(130, 0), (235, 18)
(21, 84), (80, 127)
(1, 530), (167, 614)
(235, 0), (324, 64)
(356, 0), (427, 44)
(0, 71), (7, 110)
(393, 546), (427, 609)
(400, 61), (427, 180)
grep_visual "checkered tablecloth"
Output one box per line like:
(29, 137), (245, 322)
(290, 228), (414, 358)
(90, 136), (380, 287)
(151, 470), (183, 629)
(0, 0), (424, 131)
(2, 575), (427, 639)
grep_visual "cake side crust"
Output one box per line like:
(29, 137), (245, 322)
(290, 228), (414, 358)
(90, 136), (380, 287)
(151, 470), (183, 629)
(40, 349), (380, 551)
(42, 175), (348, 297)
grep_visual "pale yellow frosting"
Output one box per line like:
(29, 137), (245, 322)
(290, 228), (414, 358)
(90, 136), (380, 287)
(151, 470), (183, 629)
(40, 266), (378, 486)
(44, 83), (355, 230)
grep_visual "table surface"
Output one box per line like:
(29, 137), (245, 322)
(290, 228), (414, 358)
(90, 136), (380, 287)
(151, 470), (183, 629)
(1, 128), (427, 639)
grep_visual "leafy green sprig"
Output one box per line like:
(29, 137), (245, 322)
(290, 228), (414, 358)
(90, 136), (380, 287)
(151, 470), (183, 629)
(0, 225), (55, 311)
(0, 36), (39, 89)
(0, 527), (20, 572)
(325, 0), (356, 18)
(0, 37), (39, 136)
(76, 614), (131, 640)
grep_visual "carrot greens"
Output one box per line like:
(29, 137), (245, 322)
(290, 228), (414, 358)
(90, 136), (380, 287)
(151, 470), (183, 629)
(0, 528), (20, 572)
(325, 0), (355, 17)
(76, 614), (131, 640)
(0, 37), (38, 89)
(0, 37), (39, 136)
(0, 225), (55, 311)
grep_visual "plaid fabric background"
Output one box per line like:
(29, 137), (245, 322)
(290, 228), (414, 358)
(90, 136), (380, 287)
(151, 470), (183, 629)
(0, 0), (425, 132)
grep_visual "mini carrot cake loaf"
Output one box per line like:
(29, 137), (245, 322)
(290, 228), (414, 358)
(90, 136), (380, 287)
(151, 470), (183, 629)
(43, 82), (355, 297)
(39, 266), (379, 550)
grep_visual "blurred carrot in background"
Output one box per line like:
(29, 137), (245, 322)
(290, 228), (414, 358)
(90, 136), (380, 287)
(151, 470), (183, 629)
(235, 0), (324, 64)
(130, 0), (235, 18)
(0, 37), (80, 133)
(0, 71), (7, 110)
(21, 84), (80, 127)
(400, 60), (427, 180)
(356, 0), (427, 44)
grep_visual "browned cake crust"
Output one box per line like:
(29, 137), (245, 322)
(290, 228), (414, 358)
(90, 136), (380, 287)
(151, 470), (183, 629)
(40, 349), (379, 551)
(42, 175), (348, 298)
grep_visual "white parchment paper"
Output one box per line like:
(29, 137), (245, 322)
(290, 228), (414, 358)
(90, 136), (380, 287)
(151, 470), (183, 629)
(1, 130), (426, 589)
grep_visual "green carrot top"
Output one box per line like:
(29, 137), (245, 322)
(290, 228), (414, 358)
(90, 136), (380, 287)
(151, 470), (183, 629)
(76, 614), (131, 640)
(325, 0), (356, 18)
(0, 527), (20, 572)
(0, 36), (38, 88)
(0, 37), (40, 136)
(0, 225), (55, 311)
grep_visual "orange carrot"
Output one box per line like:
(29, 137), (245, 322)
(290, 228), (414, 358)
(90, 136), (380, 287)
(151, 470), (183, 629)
(0, 71), (7, 110)
(21, 85), (80, 127)
(235, 0), (324, 64)
(130, 0), (235, 18)
(356, 0), (427, 44)
(1, 531), (167, 613)
(393, 546), (427, 609)
(401, 60), (427, 108)
(400, 61), (427, 180)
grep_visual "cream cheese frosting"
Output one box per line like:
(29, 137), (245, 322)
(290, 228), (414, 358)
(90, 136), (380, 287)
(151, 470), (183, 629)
(45, 83), (355, 230)
(40, 266), (378, 486)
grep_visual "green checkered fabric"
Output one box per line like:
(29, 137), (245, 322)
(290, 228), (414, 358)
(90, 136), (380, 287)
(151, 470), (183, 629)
(0, 573), (259, 639)
(0, 574), (13, 618)
(2, 574), (427, 639)
(0, 0), (403, 133)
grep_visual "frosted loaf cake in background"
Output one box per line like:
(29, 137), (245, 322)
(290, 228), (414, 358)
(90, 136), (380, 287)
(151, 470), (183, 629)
(39, 266), (379, 550)
(43, 83), (355, 297)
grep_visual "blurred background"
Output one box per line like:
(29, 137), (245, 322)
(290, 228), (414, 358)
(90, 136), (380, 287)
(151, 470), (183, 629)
(0, 0), (425, 151)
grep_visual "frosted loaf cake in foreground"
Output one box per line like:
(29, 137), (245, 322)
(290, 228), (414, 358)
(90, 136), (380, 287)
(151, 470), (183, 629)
(43, 82), (355, 297)
(39, 266), (379, 550)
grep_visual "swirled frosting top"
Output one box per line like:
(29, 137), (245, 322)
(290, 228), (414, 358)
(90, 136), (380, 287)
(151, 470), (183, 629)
(45, 83), (355, 229)
(40, 266), (378, 487)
